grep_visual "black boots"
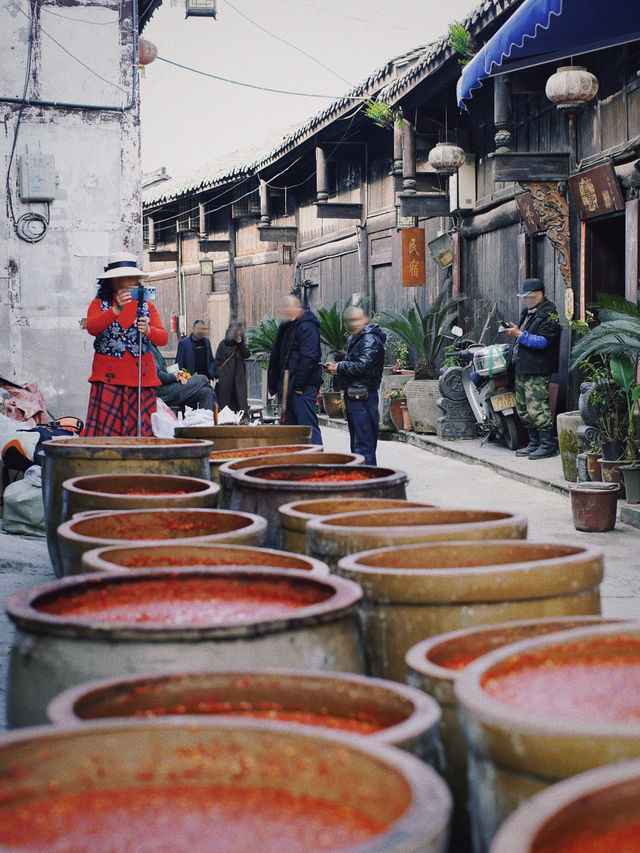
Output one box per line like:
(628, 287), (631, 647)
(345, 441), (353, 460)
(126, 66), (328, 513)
(515, 428), (539, 457)
(529, 429), (557, 459)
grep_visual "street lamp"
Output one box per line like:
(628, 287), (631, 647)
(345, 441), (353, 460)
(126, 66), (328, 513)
(199, 258), (214, 276)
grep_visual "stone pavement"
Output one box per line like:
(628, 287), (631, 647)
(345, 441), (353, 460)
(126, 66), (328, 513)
(1, 425), (639, 731)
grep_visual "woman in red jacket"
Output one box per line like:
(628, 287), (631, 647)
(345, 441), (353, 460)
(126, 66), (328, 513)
(84, 252), (168, 436)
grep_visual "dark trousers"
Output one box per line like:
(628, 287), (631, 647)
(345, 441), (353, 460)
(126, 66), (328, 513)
(345, 390), (379, 466)
(178, 375), (217, 410)
(284, 386), (322, 445)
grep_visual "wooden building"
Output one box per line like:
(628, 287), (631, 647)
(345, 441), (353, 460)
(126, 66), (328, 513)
(143, 0), (640, 409)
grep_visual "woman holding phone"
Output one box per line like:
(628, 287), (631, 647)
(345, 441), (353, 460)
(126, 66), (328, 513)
(83, 252), (168, 436)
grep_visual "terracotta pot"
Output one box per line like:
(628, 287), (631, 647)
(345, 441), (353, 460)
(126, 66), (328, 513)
(598, 458), (627, 499)
(81, 542), (330, 576)
(569, 482), (620, 531)
(406, 615), (615, 853)
(219, 452), (363, 510)
(230, 465), (408, 548)
(491, 759), (640, 853)
(57, 507), (267, 576)
(308, 508), (528, 573)
(622, 465), (640, 504)
(322, 391), (344, 419)
(337, 540), (602, 684)
(6, 567), (364, 727)
(0, 720), (452, 853)
(405, 379), (441, 434)
(61, 473), (219, 525)
(585, 450), (602, 482)
(175, 424), (312, 451)
(208, 443), (319, 488)
(41, 437), (213, 577)
(279, 498), (435, 555)
(47, 668), (441, 759)
(455, 624), (640, 853)
(389, 398), (407, 431)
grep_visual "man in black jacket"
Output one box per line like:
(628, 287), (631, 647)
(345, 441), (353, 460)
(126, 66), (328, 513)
(325, 306), (386, 465)
(506, 278), (560, 459)
(268, 295), (322, 445)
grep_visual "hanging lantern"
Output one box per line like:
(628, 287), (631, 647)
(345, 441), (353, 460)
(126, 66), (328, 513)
(199, 258), (214, 276)
(545, 66), (598, 111)
(138, 38), (158, 66)
(428, 141), (466, 175)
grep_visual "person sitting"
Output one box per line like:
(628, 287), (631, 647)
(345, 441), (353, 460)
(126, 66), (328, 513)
(177, 320), (216, 380)
(150, 343), (216, 411)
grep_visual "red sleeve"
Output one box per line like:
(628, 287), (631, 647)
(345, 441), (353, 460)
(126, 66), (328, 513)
(86, 298), (117, 336)
(147, 302), (168, 347)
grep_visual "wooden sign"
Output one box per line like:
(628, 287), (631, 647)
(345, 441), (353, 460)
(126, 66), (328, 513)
(568, 163), (625, 220)
(516, 193), (546, 235)
(402, 228), (426, 287)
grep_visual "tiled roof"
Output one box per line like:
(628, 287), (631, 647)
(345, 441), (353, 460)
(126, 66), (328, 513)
(139, 0), (163, 32)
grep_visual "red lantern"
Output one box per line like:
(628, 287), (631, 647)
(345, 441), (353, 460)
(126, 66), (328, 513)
(138, 38), (158, 67)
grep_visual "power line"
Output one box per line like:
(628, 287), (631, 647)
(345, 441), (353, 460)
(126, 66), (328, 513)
(38, 2), (122, 26)
(222, 0), (355, 88)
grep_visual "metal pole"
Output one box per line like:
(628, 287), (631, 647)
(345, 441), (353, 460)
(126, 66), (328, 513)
(136, 283), (144, 436)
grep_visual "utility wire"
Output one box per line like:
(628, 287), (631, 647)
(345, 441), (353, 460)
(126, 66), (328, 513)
(222, 0), (355, 88)
(37, 1), (122, 25)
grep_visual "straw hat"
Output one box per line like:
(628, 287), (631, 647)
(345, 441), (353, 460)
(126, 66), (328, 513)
(98, 252), (149, 280)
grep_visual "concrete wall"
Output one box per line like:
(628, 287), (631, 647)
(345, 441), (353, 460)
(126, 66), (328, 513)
(0, 0), (141, 417)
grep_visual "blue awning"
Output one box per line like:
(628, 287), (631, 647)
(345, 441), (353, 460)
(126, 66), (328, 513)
(457, 0), (640, 109)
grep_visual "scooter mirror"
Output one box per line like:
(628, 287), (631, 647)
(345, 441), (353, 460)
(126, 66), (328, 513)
(451, 325), (464, 338)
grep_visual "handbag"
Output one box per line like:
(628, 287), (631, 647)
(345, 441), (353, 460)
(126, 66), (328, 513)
(347, 385), (368, 401)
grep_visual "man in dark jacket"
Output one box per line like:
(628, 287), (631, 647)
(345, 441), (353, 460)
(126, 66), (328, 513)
(325, 306), (386, 465)
(268, 295), (323, 445)
(176, 320), (216, 380)
(506, 278), (560, 459)
(151, 344), (216, 411)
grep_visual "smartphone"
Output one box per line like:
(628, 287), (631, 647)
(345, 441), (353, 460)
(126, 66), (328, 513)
(498, 320), (511, 332)
(129, 286), (157, 302)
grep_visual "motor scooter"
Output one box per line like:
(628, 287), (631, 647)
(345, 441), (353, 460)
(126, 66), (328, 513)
(450, 327), (519, 450)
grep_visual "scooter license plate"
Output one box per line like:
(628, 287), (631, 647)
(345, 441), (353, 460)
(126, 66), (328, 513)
(491, 392), (516, 412)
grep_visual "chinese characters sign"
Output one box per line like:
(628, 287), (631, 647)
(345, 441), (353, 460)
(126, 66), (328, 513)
(401, 228), (426, 287)
(568, 164), (625, 221)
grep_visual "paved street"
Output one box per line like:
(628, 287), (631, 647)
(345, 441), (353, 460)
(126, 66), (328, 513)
(1, 429), (638, 731)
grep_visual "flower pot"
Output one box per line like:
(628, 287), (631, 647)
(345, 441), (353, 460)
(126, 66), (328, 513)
(322, 391), (344, 419)
(556, 411), (584, 483)
(401, 403), (413, 431)
(622, 465), (640, 504)
(405, 379), (441, 434)
(600, 439), (623, 461)
(586, 451), (602, 482)
(379, 372), (414, 431)
(598, 458), (628, 499)
(569, 482), (620, 531)
(389, 398), (407, 431)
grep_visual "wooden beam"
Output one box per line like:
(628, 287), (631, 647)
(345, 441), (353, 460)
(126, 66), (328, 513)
(257, 225), (299, 242)
(491, 152), (570, 182)
(148, 250), (177, 263)
(398, 192), (449, 218)
(315, 202), (363, 219)
(198, 239), (231, 252)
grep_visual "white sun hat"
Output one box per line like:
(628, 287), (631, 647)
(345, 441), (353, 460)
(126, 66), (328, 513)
(98, 252), (149, 280)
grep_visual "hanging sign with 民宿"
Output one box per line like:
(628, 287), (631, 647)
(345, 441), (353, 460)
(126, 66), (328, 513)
(568, 163), (625, 220)
(402, 228), (426, 286)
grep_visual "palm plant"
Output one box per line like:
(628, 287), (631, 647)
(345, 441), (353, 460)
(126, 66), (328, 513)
(377, 280), (465, 379)
(318, 296), (368, 359)
(247, 313), (279, 368)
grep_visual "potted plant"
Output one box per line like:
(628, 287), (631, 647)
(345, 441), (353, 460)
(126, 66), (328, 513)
(388, 385), (412, 432)
(378, 279), (464, 434)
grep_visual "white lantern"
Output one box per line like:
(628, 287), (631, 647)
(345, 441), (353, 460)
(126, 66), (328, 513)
(428, 141), (466, 175)
(545, 66), (599, 111)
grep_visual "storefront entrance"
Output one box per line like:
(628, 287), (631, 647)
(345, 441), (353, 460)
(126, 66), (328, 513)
(585, 213), (626, 305)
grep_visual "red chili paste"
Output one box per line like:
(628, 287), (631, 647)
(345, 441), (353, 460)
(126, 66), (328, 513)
(119, 554), (309, 570)
(257, 469), (376, 483)
(0, 784), (385, 852)
(37, 577), (328, 626)
(99, 488), (190, 495)
(534, 820), (640, 853)
(210, 446), (300, 460)
(482, 652), (640, 723)
(76, 511), (236, 540)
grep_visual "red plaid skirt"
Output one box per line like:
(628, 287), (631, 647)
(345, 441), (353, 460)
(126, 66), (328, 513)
(83, 382), (156, 437)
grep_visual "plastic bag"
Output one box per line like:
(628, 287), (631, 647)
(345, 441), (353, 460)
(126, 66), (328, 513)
(217, 406), (244, 425)
(2, 477), (45, 537)
(183, 406), (214, 427)
(151, 399), (178, 438)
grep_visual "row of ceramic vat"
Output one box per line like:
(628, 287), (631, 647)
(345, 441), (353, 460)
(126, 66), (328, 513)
(1, 427), (638, 853)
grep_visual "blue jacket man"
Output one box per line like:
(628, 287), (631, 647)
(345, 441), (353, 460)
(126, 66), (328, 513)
(325, 306), (386, 465)
(268, 295), (322, 445)
(177, 320), (216, 380)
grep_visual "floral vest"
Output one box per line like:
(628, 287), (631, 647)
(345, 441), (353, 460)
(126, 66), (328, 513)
(93, 300), (151, 359)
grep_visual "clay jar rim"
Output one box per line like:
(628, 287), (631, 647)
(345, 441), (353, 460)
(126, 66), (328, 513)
(491, 758), (640, 853)
(220, 452), (364, 474)
(405, 616), (620, 705)
(6, 567), (364, 640)
(454, 622), (640, 741)
(57, 507), (267, 547)
(230, 464), (408, 491)
(62, 474), (219, 499)
(336, 540), (602, 603)
(46, 666), (442, 749)
(278, 498), (433, 524)
(0, 717), (452, 852)
(42, 436), (213, 459)
(209, 443), (320, 462)
(80, 543), (331, 576)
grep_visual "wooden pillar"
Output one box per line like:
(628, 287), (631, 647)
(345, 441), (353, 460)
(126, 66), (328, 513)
(259, 179), (270, 227)
(494, 75), (512, 153)
(147, 215), (155, 247)
(517, 231), (529, 283)
(392, 121), (403, 175)
(198, 202), (206, 235)
(451, 231), (462, 297)
(227, 207), (238, 320)
(626, 197), (639, 304)
(357, 224), (370, 300)
(315, 147), (329, 203)
(402, 120), (416, 194)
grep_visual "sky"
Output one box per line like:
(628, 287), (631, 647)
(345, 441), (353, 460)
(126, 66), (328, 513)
(140, 0), (479, 180)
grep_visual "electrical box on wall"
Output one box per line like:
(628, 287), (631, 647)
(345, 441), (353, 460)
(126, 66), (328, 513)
(18, 153), (56, 202)
(450, 154), (476, 213)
